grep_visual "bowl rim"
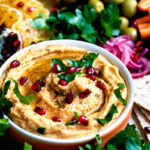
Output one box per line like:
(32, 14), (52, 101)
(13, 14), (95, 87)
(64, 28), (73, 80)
(1, 40), (134, 145)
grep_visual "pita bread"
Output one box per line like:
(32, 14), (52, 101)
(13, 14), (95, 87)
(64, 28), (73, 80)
(133, 104), (150, 141)
(139, 107), (150, 122)
(133, 75), (150, 112)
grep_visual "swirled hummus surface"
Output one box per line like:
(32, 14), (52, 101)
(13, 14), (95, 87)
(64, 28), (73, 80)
(0, 44), (128, 139)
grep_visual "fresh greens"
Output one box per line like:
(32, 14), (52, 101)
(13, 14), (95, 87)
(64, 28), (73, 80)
(78, 134), (101, 150)
(31, 2), (121, 43)
(23, 142), (32, 150)
(0, 119), (10, 136)
(51, 59), (68, 72)
(37, 127), (46, 135)
(96, 104), (118, 126)
(99, 2), (121, 42)
(65, 112), (79, 126)
(78, 125), (150, 150)
(114, 83), (127, 106)
(13, 80), (34, 105)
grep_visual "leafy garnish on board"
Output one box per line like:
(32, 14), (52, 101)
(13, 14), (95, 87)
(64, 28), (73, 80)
(114, 83), (127, 106)
(13, 80), (34, 105)
(65, 112), (79, 126)
(31, 2), (121, 43)
(0, 119), (10, 136)
(96, 104), (118, 127)
(23, 142), (32, 150)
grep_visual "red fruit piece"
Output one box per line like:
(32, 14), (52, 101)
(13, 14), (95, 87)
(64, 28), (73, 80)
(13, 40), (20, 48)
(28, 7), (35, 12)
(10, 60), (20, 68)
(76, 67), (81, 72)
(94, 68), (101, 76)
(1, 49), (8, 55)
(31, 84), (41, 92)
(35, 107), (46, 115)
(35, 80), (45, 87)
(79, 89), (91, 99)
(79, 115), (89, 126)
(51, 116), (61, 122)
(17, 2), (24, 7)
(144, 127), (150, 134)
(50, 7), (57, 12)
(135, 40), (142, 47)
(52, 63), (61, 73)
(19, 77), (28, 86)
(65, 66), (76, 74)
(8, 32), (17, 39)
(65, 92), (74, 104)
(59, 79), (67, 86)
(85, 74), (96, 81)
(96, 81), (106, 90)
(86, 67), (94, 75)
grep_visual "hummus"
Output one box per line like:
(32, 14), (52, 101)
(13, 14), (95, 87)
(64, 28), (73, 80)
(0, 44), (128, 139)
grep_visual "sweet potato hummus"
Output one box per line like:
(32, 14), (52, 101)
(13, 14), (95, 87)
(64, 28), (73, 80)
(0, 44), (128, 139)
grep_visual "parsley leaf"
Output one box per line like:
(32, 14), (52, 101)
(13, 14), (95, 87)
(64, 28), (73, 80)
(23, 142), (32, 150)
(99, 2), (121, 42)
(51, 59), (68, 72)
(114, 83), (127, 106)
(13, 80), (34, 105)
(142, 142), (150, 150)
(66, 58), (85, 68)
(96, 104), (118, 126)
(2, 80), (11, 97)
(0, 118), (10, 136)
(37, 127), (46, 135)
(65, 112), (79, 126)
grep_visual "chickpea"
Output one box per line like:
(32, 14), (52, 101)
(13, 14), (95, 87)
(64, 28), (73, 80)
(89, 0), (104, 13)
(119, 16), (129, 31)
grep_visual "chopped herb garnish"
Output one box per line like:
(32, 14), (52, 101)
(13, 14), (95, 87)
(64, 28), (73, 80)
(37, 127), (46, 135)
(96, 104), (118, 126)
(23, 142), (32, 150)
(65, 112), (79, 126)
(114, 83), (127, 106)
(0, 118), (10, 136)
(51, 59), (68, 72)
(13, 80), (34, 105)
(1, 80), (11, 98)
(66, 58), (86, 68)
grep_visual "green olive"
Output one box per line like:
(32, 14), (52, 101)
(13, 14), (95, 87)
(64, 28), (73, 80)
(121, 0), (137, 18)
(103, 0), (125, 4)
(121, 27), (138, 41)
(119, 17), (129, 31)
(89, 0), (104, 13)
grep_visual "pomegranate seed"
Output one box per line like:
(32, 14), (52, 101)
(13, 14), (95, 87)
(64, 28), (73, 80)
(138, 46), (143, 51)
(9, 32), (17, 39)
(10, 60), (20, 68)
(65, 92), (74, 104)
(13, 40), (20, 48)
(86, 67), (94, 75)
(72, 116), (76, 121)
(96, 81), (106, 90)
(133, 53), (140, 62)
(51, 116), (61, 122)
(94, 68), (101, 76)
(17, 2), (24, 7)
(86, 74), (96, 81)
(28, 7), (35, 12)
(3, 53), (11, 60)
(35, 80), (45, 87)
(0, 24), (6, 34)
(19, 77), (28, 86)
(99, 41), (104, 47)
(79, 89), (91, 99)
(79, 116), (89, 126)
(1, 49), (8, 55)
(65, 66), (76, 74)
(59, 79), (67, 86)
(35, 107), (46, 115)
(50, 7), (57, 12)
(52, 63), (61, 73)
(131, 20), (137, 28)
(144, 127), (150, 134)
(135, 40), (142, 47)
(31, 84), (41, 92)
(76, 67), (81, 72)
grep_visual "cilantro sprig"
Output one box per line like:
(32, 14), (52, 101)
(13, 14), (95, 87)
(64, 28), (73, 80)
(23, 142), (32, 150)
(31, 2), (121, 43)
(114, 83), (127, 106)
(13, 80), (34, 105)
(96, 104), (118, 127)
(65, 112), (79, 126)
(37, 127), (46, 135)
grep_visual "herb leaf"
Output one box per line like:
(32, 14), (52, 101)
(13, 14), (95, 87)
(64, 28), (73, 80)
(96, 104), (118, 126)
(114, 83), (127, 106)
(65, 112), (79, 126)
(2, 80), (11, 97)
(51, 59), (68, 72)
(37, 127), (46, 135)
(23, 142), (32, 150)
(13, 80), (34, 105)
(0, 118), (10, 136)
